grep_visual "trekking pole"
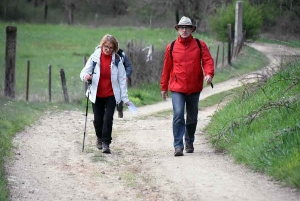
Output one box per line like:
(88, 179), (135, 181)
(82, 81), (91, 152)
(82, 61), (96, 152)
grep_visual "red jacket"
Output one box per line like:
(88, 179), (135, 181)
(160, 35), (214, 94)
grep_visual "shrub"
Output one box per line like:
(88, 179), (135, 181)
(209, 0), (263, 41)
(124, 40), (165, 87)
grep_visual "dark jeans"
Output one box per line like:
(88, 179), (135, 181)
(92, 96), (116, 145)
(171, 92), (200, 148)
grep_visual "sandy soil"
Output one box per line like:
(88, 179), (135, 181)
(5, 42), (300, 201)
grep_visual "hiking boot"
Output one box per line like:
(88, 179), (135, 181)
(102, 142), (111, 154)
(96, 138), (102, 150)
(185, 143), (194, 153)
(174, 148), (184, 156)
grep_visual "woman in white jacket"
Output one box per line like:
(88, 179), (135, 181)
(80, 34), (130, 154)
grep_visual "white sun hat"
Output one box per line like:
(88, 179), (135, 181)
(174, 16), (196, 32)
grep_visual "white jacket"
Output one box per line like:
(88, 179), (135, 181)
(80, 46), (130, 104)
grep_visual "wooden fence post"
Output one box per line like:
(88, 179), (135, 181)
(231, 40), (235, 59)
(234, 1), (243, 50)
(4, 26), (17, 98)
(227, 24), (232, 66)
(44, 0), (48, 22)
(26, 60), (30, 101)
(60, 68), (69, 103)
(48, 64), (52, 102)
(222, 43), (225, 67)
(215, 45), (219, 69)
(237, 31), (246, 56)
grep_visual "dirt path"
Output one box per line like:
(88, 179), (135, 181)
(5, 43), (300, 201)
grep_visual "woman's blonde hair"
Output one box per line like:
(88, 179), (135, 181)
(99, 34), (119, 53)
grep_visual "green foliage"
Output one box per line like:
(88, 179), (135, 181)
(205, 59), (300, 187)
(209, 5), (235, 41)
(128, 83), (161, 106)
(209, 0), (263, 41)
(260, 1), (278, 27)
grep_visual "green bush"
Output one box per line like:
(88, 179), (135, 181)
(209, 0), (263, 41)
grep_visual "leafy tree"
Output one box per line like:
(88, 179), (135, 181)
(209, 0), (263, 41)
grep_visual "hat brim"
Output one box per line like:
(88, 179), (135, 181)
(174, 25), (196, 32)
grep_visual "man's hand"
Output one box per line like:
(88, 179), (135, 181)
(205, 75), (214, 88)
(204, 75), (212, 84)
(161, 91), (168, 101)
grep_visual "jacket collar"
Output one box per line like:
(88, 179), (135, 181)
(177, 35), (194, 44)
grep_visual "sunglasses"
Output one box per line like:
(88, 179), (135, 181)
(178, 26), (193, 30)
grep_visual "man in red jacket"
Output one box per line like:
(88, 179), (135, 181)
(160, 16), (214, 156)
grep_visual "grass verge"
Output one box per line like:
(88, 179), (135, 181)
(205, 58), (300, 187)
(0, 97), (79, 200)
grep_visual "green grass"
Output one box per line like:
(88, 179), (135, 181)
(213, 46), (269, 83)
(200, 87), (245, 109)
(205, 59), (300, 187)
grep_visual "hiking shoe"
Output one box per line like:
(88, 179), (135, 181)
(185, 143), (194, 153)
(174, 148), (184, 156)
(102, 143), (111, 154)
(96, 138), (102, 150)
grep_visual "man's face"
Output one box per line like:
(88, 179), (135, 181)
(177, 26), (193, 38)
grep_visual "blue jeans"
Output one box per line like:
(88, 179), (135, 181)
(171, 92), (200, 149)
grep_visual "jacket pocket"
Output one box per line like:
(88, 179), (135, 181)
(170, 74), (177, 88)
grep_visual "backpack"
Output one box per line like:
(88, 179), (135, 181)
(117, 49), (125, 64)
(170, 38), (202, 59)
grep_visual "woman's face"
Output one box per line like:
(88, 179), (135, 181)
(103, 42), (114, 55)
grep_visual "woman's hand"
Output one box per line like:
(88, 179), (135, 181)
(85, 74), (93, 83)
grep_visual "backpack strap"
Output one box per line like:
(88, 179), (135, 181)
(92, 61), (97, 73)
(114, 53), (121, 67)
(117, 49), (125, 63)
(195, 38), (202, 59)
(170, 38), (202, 59)
(170, 40), (176, 59)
